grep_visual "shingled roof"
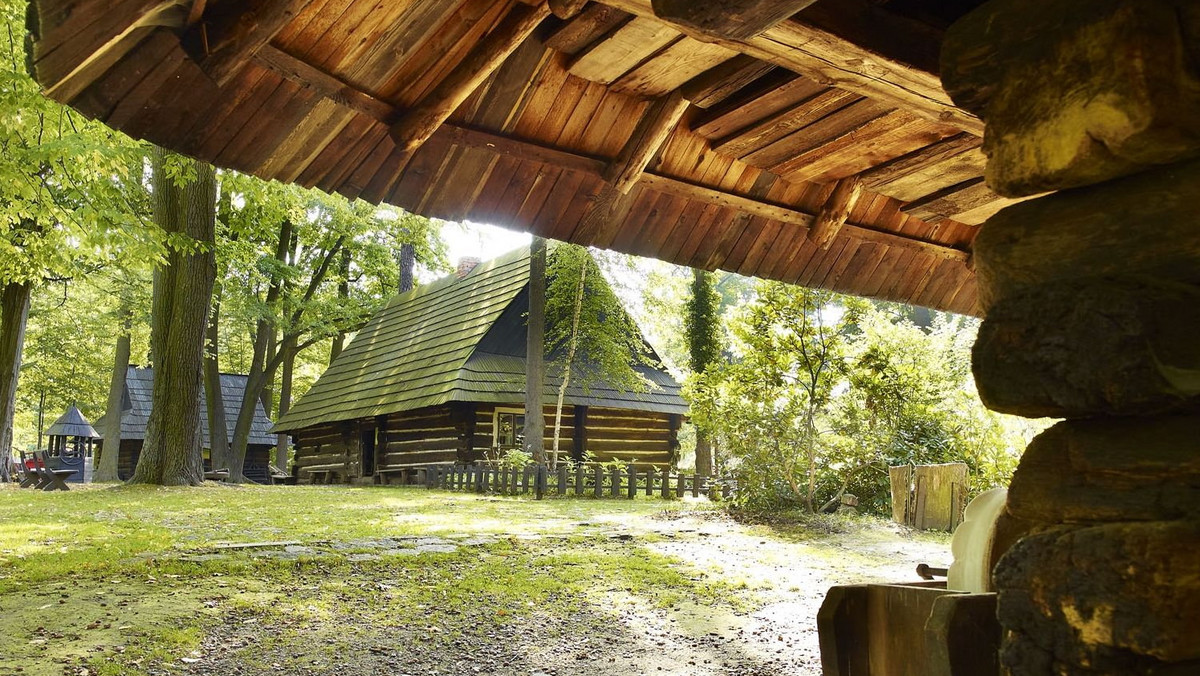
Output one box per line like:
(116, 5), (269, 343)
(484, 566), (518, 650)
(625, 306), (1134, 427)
(45, 406), (99, 439)
(96, 367), (277, 447)
(274, 246), (687, 432)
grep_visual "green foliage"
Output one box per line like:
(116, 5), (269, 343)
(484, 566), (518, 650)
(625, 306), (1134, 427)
(688, 285), (1043, 515)
(684, 269), (722, 375)
(545, 244), (650, 394)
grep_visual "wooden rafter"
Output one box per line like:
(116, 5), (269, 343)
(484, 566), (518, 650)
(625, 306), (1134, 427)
(549, 0), (588, 20)
(605, 91), (690, 193)
(251, 44), (971, 264)
(389, 2), (552, 154)
(809, 176), (863, 249)
(599, 0), (984, 135)
(650, 0), (819, 40)
(182, 0), (314, 87)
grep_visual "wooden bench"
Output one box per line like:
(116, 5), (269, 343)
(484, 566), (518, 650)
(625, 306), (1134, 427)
(32, 451), (76, 491)
(15, 452), (39, 488)
(301, 464), (345, 485)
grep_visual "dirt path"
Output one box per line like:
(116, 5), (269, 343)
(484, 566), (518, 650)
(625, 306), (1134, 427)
(185, 505), (949, 676)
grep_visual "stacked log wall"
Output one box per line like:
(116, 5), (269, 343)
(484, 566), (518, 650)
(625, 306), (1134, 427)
(292, 420), (358, 482)
(378, 405), (464, 470)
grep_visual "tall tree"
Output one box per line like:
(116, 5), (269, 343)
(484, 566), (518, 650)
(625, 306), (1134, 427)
(545, 245), (650, 466)
(525, 238), (547, 464)
(685, 268), (722, 476)
(0, 1), (154, 467)
(94, 309), (132, 482)
(130, 149), (218, 486)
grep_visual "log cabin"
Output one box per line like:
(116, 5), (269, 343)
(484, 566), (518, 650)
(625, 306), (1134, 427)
(26, 0), (1200, 673)
(273, 247), (687, 484)
(95, 366), (278, 482)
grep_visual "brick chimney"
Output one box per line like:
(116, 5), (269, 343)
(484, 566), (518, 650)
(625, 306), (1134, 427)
(455, 257), (481, 278)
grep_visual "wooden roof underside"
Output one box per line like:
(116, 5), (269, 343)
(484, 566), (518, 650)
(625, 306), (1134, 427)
(28, 0), (1014, 315)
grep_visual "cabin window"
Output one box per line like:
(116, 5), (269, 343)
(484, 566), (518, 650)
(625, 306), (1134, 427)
(493, 408), (525, 450)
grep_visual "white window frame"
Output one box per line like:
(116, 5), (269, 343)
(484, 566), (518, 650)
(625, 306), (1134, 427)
(493, 407), (525, 449)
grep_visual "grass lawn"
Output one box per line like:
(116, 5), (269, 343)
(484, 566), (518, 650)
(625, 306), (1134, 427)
(0, 484), (949, 675)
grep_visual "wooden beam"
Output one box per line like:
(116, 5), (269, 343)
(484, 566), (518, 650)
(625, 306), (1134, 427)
(650, 0), (820, 40)
(255, 46), (395, 122)
(600, 0), (984, 135)
(639, 173), (812, 229)
(251, 46), (970, 263)
(389, 2), (551, 154)
(182, 0), (314, 87)
(549, 0), (588, 20)
(809, 176), (863, 249)
(605, 91), (689, 193)
(680, 54), (775, 108)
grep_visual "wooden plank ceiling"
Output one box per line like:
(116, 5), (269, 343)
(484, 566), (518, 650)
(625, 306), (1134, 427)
(26, 0), (1015, 315)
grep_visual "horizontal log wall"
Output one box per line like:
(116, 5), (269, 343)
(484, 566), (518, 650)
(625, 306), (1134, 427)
(379, 405), (463, 470)
(292, 420), (357, 483)
(474, 404), (679, 468)
(474, 403), (577, 460)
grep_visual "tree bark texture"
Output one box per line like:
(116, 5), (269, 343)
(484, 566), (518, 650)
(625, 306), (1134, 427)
(525, 238), (547, 463)
(228, 219), (292, 483)
(0, 282), (31, 481)
(131, 148), (217, 486)
(398, 242), (415, 293)
(274, 337), (296, 469)
(202, 283), (230, 471)
(94, 311), (132, 482)
(694, 433), (713, 477)
(330, 247), (350, 362)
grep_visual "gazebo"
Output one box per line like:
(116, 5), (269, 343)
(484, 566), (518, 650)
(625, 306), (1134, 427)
(44, 405), (100, 484)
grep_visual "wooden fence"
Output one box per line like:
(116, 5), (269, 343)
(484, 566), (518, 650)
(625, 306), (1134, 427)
(424, 463), (731, 501)
(889, 463), (968, 531)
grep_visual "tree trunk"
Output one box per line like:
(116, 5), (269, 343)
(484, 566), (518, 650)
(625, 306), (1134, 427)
(228, 219), (292, 484)
(94, 310), (132, 482)
(130, 148), (217, 486)
(695, 432), (713, 477)
(202, 283), (230, 471)
(524, 238), (547, 464)
(330, 247), (351, 362)
(0, 281), (31, 481)
(274, 337), (296, 469)
(551, 261), (587, 468)
(398, 242), (415, 293)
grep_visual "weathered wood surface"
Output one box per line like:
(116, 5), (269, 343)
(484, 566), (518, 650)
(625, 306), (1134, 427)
(24, 0), (993, 315)
(888, 464), (967, 532)
(649, 0), (818, 41)
(943, 0), (1200, 196)
(972, 157), (1200, 311)
(973, 278), (1200, 418)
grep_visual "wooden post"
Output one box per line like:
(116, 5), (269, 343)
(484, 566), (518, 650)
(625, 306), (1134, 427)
(646, 468), (656, 496)
(389, 2), (551, 154)
(660, 470), (671, 499)
(676, 472), (685, 498)
(610, 466), (621, 498)
(808, 176), (864, 249)
(574, 463), (585, 496)
(594, 465), (603, 498)
(557, 463), (569, 495)
(627, 464), (637, 499)
(522, 464), (532, 494)
(536, 463), (547, 500)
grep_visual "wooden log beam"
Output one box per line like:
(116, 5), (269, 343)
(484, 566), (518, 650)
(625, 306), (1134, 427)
(600, 0), (983, 135)
(182, 0), (314, 87)
(549, 0), (588, 20)
(389, 2), (552, 153)
(252, 45), (970, 264)
(650, 0), (820, 40)
(605, 91), (689, 194)
(809, 176), (863, 249)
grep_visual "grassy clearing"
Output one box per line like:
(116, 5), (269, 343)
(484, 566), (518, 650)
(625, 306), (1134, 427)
(0, 485), (733, 675)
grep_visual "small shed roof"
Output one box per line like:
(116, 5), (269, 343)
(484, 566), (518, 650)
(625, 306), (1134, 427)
(95, 368), (277, 447)
(275, 246), (688, 432)
(45, 405), (99, 439)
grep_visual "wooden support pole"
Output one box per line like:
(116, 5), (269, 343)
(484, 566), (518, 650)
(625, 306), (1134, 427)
(605, 91), (690, 194)
(650, 0), (820, 41)
(183, 0), (314, 87)
(809, 176), (864, 250)
(389, 2), (551, 153)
